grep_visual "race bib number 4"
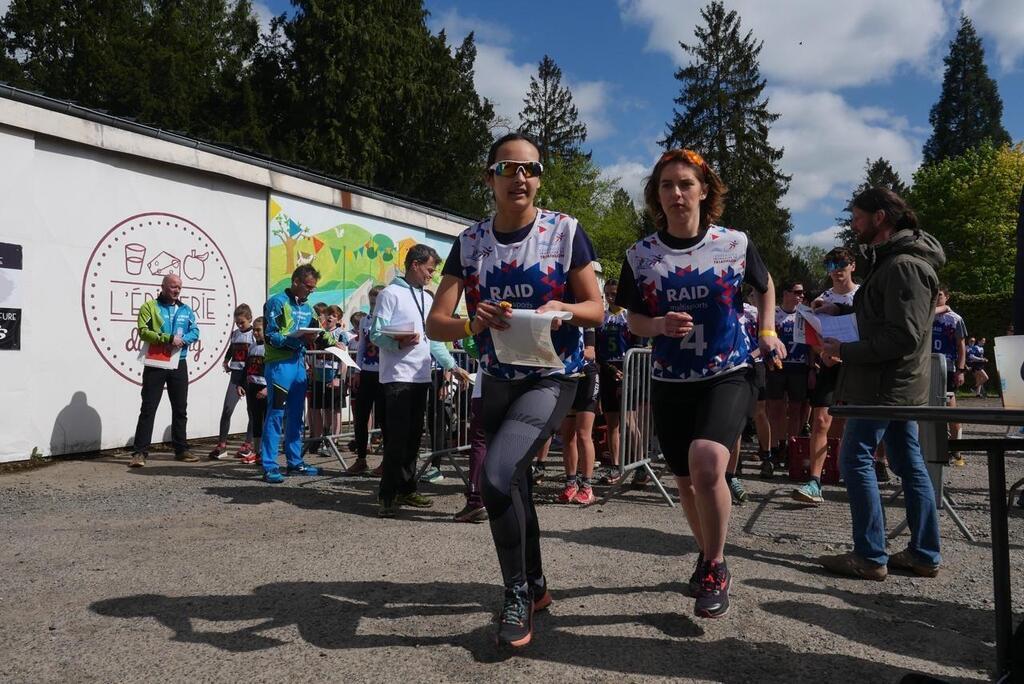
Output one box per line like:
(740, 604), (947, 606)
(679, 324), (707, 356)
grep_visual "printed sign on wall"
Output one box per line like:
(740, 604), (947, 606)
(81, 212), (237, 385)
(0, 242), (22, 350)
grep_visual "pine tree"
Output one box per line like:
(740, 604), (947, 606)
(836, 157), (909, 246)
(519, 55), (588, 164)
(662, 1), (792, 275)
(922, 14), (1010, 165)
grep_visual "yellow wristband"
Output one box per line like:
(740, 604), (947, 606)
(759, 329), (778, 338)
(464, 318), (473, 336)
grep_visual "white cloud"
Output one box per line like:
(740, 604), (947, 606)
(769, 88), (921, 212)
(432, 13), (614, 141)
(602, 159), (652, 206)
(251, 1), (275, 36)
(619, 0), (949, 89)
(793, 225), (844, 249)
(961, 0), (1024, 71)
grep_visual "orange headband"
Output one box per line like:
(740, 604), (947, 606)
(659, 148), (708, 172)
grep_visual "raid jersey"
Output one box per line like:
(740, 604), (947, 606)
(775, 307), (809, 366)
(817, 285), (858, 308)
(621, 226), (755, 382)
(245, 342), (266, 386)
(739, 302), (760, 363)
(226, 327), (256, 370)
(445, 209), (595, 380)
(596, 307), (633, 365)
(932, 309), (967, 368)
(356, 314), (380, 372)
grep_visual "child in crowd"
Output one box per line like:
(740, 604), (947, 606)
(239, 317), (267, 465)
(313, 302), (329, 328)
(309, 304), (354, 455)
(210, 304), (255, 460)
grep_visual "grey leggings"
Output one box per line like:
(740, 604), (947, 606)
(218, 370), (252, 444)
(481, 374), (575, 590)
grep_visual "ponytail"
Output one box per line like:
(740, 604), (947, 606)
(851, 187), (919, 233)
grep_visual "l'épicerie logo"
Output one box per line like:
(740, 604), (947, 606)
(81, 212), (236, 385)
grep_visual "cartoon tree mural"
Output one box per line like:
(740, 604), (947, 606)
(271, 211), (311, 273)
(372, 234), (396, 282)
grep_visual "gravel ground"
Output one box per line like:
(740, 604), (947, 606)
(2, 396), (1022, 683)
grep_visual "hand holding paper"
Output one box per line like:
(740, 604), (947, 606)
(491, 309), (573, 368)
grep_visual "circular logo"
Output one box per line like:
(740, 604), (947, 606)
(82, 212), (236, 385)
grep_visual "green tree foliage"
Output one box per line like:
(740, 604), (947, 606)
(662, 0), (792, 277)
(922, 14), (1011, 165)
(519, 55), (588, 165)
(786, 245), (829, 294)
(836, 157), (910, 247)
(588, 189), (646, 279)
(909, 142), (1024, 294)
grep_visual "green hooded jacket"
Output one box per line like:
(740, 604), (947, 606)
(835, 229), (946, 406)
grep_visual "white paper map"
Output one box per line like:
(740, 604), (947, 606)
(323, 345), (360, 370)
(795, 304), (860, 344)
(491, 310), (573, 368)
(287, 327), (322, 338)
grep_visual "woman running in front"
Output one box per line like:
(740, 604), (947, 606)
(426, 132), (602, 647)
(616, 149), (786, 618)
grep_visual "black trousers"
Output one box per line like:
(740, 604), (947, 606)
(378, 381), (429, 502)
(245, 382), (267, 444)
(353, 371), (385, 458)
(132, 362), (189, 455)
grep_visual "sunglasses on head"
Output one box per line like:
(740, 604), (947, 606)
(489, 160), (544, 179)
(825, 260), (850, 271)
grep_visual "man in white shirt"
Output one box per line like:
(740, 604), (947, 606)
(369, 244), (465, 517)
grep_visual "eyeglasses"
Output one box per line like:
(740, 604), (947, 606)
(489, 160), (544, 178)
(825, 260), (850, 271)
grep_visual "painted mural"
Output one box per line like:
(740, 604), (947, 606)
(267, 194), (459, 316)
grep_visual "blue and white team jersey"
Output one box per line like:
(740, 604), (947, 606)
(624, 226), (752, 382)
(775, 307), (809, 366)
(817, 285), (858, 308)
(932, 309), (967, 367)
(596, 308), (633, 365)
(739, 302), (760, 363)
(356, 315), (380, 372)
(455, 209), (587, 380)
(968, 343), (985, 364)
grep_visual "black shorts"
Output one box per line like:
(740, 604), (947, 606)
(809, 364), (840, 408)
(752, 362), (766, 404)
(311, 379), (345, 409)
(599, 364), (623, 412)
(651, 368), (755, 477)
(568, 368), (599, 414)
(765, 364), (809, 402)
(946, 371), (959, 393)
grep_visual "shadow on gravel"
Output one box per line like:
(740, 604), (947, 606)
(89, 580), (920, 681)
(542, 526), (698, 557)
(746, 578), (992, 671)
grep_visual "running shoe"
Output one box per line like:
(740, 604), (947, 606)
(791, 479), (824, 504)
(759, 458), (774, 479)
(727, 477), (748, 504)
(208, 442), (229, 460)
(631, 469), (650, 489)
(317, 442), (333, 457)
(530, 582), (553, 612)
(370, 464), (384, 477)
(236, 442), (254, 459)
(951, 453), (966, 467)
(175, 451), (199, 463)
(875, 460), (892, 482)
(285, 462), (323, 476)
(692, 557), (733, 618)
(887, 549), (940, 578)
(453, 503), (488, 523)
(575, 486), (596, 506)
(496, 587), (532, 648)
(599, 468), (623, 485)
(686, 552), (705, 597)
(128, 453), (146, 468)
(531, 463), (546, 484)
(419, 466), (444, 484)
(378, 498), (398, 518)
(558, 481), (579, 503)
(239, 453), (258, 465)
(263, 468), (285, 484)
(345, 458), (369, 476)
(396, 492), (432, 508)
(694, 559), (731, 618)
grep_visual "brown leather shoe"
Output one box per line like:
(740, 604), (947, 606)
(888, 549), (940, 577)
(819, 552), (887, 581)
(175, 451), (199, 463)
(345, 458), (369, 476)
(128, 453), (146, 468)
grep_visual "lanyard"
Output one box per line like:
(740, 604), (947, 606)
(401, 277), (426, 328)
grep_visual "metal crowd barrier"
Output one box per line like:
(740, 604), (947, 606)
(604, 347), (675, 507)
(303, 348), (356, 469)
(415, 349), (477, 486)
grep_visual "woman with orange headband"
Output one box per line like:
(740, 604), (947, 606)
(615, 149), (786, 618)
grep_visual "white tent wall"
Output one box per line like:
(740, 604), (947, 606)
(0, 126), (267, 462)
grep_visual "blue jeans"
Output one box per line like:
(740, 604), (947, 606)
(839, 418), (941, 566)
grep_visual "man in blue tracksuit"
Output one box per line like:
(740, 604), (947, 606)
(129, 274), (201, 468)
(260, 264), (323, 483)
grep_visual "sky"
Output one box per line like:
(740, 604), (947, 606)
(261, 0), (1024, 249)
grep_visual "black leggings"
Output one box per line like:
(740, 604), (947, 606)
(352, 371), (385, 458)
(481, 374), (575, 590)
(218, 370), (251, 443)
